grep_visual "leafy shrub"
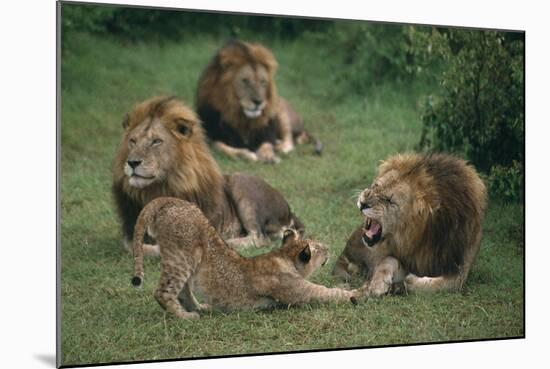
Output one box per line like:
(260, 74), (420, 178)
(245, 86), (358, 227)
(60, 3), (330, 42)
(417, 30), (524, 202)
(61, 3), (117, 33)
(487, 161), (523, 203)
(326, 22), (430, 92)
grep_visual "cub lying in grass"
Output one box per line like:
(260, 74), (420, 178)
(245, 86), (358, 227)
(131, 197), (354, 319)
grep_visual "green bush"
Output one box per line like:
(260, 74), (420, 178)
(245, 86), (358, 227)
(60, 3), (330, 42)
(61, 3), (117, 33)
(417, 30), (524, 202)
(487, 161), (523, 203)
(325, 22), (429, 92)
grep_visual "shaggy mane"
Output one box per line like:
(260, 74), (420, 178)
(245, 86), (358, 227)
(196, 39), (279, 133)
(382, 153), (487, 276)
(112, 96), (227, 241)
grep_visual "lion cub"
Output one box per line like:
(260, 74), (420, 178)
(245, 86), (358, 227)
(131, 197), (354, 319)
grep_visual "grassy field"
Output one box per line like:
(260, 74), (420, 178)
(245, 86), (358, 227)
(60, 31), (524, 366)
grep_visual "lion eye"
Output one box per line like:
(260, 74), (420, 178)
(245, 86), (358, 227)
(242, 77), (250, 85)
(259, 79), (268, 86)
(381, 194), (397, 206)
(151, 139), (163, 147)
(128, 138), (136, 148)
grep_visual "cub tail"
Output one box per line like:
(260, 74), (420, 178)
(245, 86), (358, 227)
(131, 206), (152, 288)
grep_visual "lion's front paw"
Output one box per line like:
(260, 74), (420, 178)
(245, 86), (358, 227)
(259, 152), (281, 164)
(198, 303), (211, 312)
(368, 278), (392, 297)
(175, 311), (200, 320)
(276, 140), (294, 154)
(256, 143), (281, 164)
(404, 273), (447, 293)
(239, 150), (258, 162)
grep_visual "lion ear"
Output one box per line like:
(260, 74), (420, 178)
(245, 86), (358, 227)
(172, 119), (193, 138)
(282, 229), (298, 244)
(216, 47), (241, 70)
(298, 245), (311, 263)
(262, 52), (278, 74)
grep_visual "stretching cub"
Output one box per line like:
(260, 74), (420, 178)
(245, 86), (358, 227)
(131, 197), (354, 319)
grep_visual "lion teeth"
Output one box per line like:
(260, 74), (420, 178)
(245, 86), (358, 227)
(366, 218), (372, 229)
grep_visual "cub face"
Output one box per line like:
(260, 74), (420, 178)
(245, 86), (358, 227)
(281, 229), (329, 278)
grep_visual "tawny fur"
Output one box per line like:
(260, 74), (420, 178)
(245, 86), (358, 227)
(132, 198), (353, 319)
(338, 153), (487, 297)
(196, 39), (321, 163)
(112, 96), (304, 256)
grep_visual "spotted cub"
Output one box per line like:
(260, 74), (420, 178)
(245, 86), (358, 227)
(131, 197), (354, 319)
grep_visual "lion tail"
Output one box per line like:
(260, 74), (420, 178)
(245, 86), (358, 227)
(297, 130), (323, 156)
(311, 134), (323, 156)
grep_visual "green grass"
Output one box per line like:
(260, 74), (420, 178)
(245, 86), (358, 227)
(60, 32), (524, 366)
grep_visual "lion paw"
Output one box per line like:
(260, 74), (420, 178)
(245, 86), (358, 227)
(256, 143), (281, 164)
(239, 150), (258, 162)
(368, 279), (392, 297)
(175, 311), (200, 320)
(258, 153), (281, 164)
(198, 303), (211, 312)
(276, 140), (294, 154)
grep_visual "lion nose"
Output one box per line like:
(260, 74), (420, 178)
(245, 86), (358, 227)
(252, 98), (263, 107)
(127, 160), (142, 169)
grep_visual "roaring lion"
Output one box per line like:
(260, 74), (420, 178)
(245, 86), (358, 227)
(196, 39), (321, 164)
(338, 153), (487, 296)
(131, 197), (355, 318)
(112, 96), (304, 255)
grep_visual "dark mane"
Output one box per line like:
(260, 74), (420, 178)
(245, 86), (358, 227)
(407, 154), (485, 276)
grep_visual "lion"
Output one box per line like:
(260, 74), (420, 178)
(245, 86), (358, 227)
(196, 39), (322, 164)
(131, 197), (355, 318)
(112, 96), (304, 256)
(340, 153), (487, 297)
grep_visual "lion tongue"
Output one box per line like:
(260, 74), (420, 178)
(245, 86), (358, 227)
(366, 220), (381, 238)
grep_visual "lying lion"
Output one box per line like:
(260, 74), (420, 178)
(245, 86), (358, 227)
(112, 96), (304, 255)
(335, 152), (487, 296)
(196, 39), (322, 164)
(131, 197), (355, 318)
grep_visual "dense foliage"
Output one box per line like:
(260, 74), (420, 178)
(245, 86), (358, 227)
(416, 30), (524, 202)
(61, 3), (330, 41)
(324, 22), (433, 91)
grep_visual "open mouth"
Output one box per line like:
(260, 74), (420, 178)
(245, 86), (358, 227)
(362, 217), (382, 247)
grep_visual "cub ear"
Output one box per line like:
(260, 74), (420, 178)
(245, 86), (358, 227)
(122, 114), (130, 130)
(282, 229), (298, 244)
(173, 119), (193, 138)
(298, 245), (311, 263)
